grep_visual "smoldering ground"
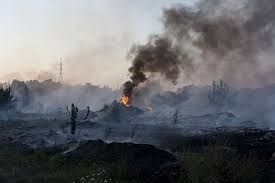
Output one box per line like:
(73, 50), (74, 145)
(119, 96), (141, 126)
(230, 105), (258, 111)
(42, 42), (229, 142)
(123, 0), (275, 100)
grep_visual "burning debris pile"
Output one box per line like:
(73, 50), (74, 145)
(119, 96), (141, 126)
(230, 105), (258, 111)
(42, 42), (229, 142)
(120, 94), (130, 106)
(97, 100), (144, 123)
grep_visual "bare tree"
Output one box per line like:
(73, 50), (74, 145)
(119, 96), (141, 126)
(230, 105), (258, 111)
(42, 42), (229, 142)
(208, 80), (229, 105)
(0, 83), (13, 109)
(104, 127), (112, 139)
(171, 100), (182, 127)
(171, 107), (179, 127)
(130, 125), (139, 141)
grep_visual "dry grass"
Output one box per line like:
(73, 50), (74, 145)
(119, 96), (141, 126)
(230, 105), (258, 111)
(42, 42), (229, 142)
(178, 136), (265, 183)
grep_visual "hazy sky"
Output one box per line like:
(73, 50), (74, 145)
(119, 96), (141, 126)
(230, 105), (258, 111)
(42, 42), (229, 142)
(0, 0), (196, 87)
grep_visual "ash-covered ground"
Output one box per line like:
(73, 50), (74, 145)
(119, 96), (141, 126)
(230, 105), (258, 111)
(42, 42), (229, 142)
(1, 81), (275, 182)
(0, 81), (274, 149)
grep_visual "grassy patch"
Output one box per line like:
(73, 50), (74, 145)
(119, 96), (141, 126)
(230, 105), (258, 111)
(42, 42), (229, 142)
(178, 137), (266, 183)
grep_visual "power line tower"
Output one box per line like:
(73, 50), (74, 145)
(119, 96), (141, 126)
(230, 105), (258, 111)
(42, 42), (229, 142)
(58, 58), (64, 83)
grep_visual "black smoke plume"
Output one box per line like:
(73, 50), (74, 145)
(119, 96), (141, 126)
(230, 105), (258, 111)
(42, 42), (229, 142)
(123, 36), (189, 98)
(123, 0), (275, 98)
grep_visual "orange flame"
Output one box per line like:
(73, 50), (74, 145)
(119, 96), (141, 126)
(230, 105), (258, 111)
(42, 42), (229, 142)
(120, 95), (130, 106)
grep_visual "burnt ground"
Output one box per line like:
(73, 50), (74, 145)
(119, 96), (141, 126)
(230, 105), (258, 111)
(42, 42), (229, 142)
(1, 103), (275, 182)
(1, 124), (275, 182)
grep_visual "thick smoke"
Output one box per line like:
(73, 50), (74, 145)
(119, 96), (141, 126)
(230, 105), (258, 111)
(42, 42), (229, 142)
(123, 36), (189, 97)
(9, 80), (119, 113)
(123, 0), (275, 98)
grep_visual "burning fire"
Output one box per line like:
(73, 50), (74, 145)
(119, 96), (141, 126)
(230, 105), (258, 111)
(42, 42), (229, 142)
(120, 95), (130, 106)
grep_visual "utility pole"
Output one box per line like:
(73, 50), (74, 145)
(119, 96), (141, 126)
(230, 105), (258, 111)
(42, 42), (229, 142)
(58, 58), (64, 84)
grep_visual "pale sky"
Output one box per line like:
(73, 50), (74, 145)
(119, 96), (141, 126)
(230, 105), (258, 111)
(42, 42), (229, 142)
(0, 0), (196, 87)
